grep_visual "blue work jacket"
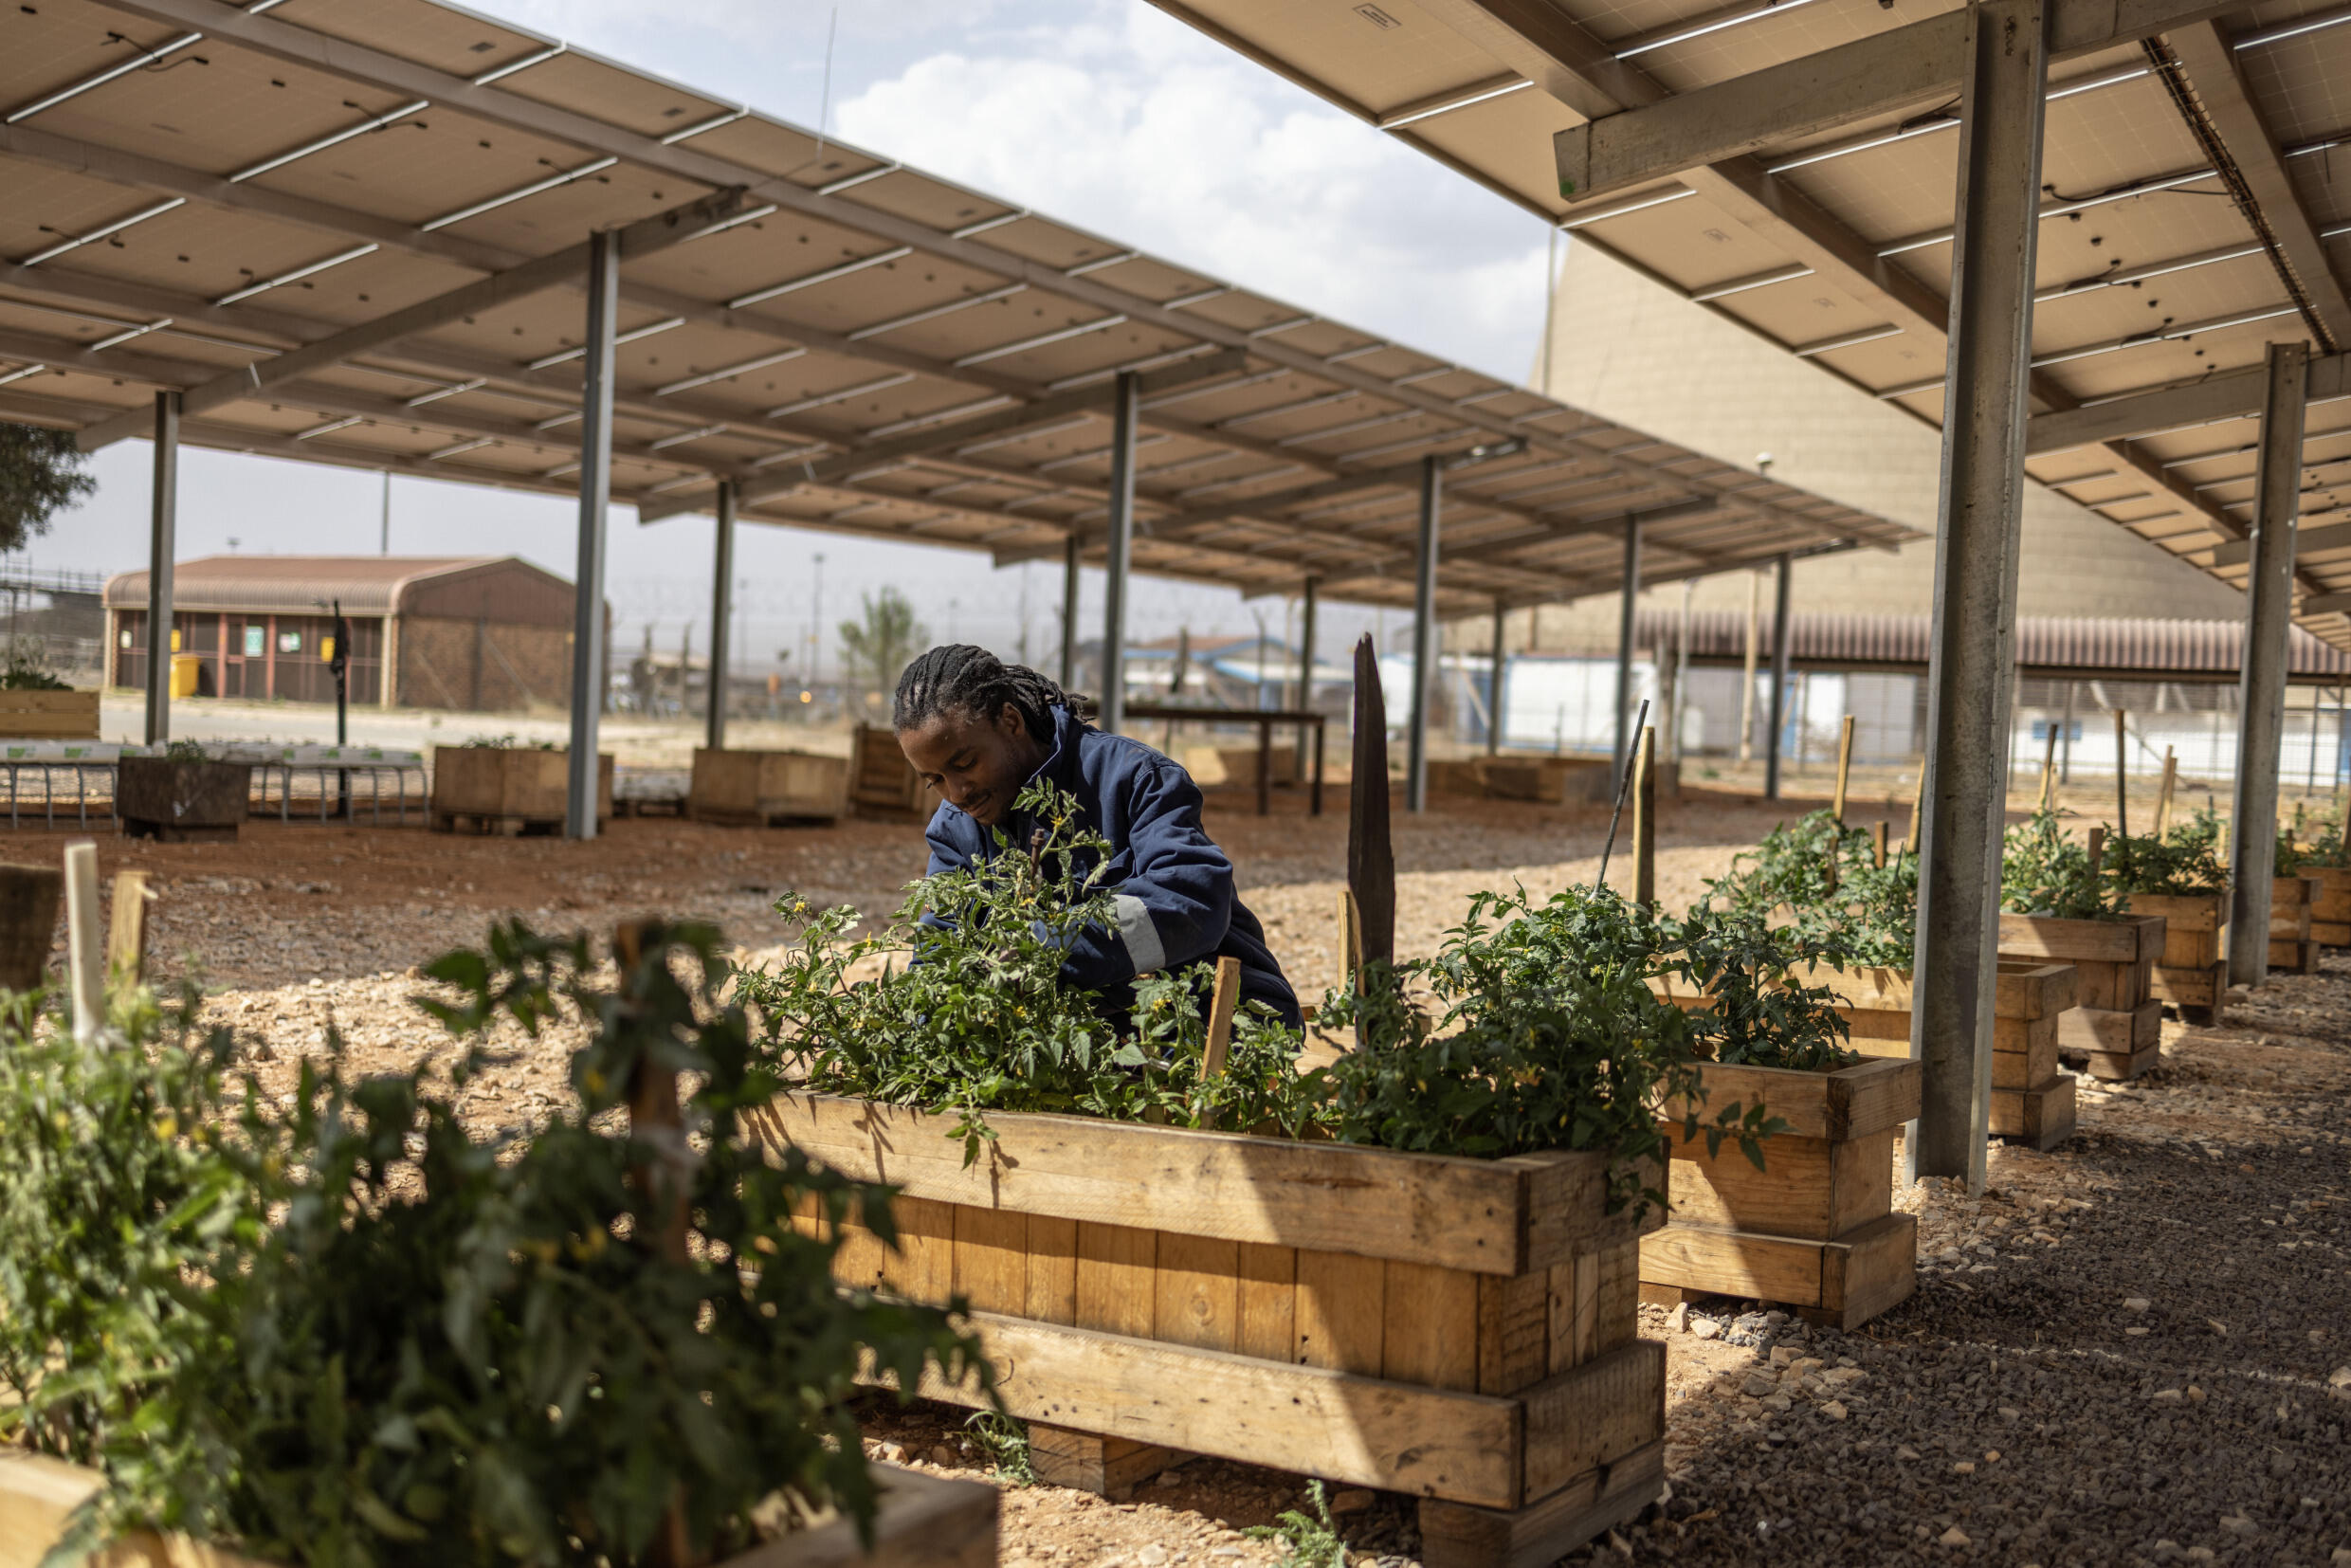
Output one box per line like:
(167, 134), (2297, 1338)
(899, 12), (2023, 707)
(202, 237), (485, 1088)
(921, 704), (1303, 1030)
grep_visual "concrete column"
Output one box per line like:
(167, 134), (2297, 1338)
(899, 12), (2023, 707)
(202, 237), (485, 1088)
(1100, 371), (1139, 732)
(143, 391), (179, 745)
(1296, 576), (1319, 778)
(1486, 597), (1506, 756)
(1613, 516), (1642, 788)
(705, 480), (736, 754)
(1406, 454), (1441, 813)
(1906, 0), (2050, 1190)
(1763, 552), (1794, 799)
(1058, 534), (1080, 689)
(566, 228), (620, 840)
(2228, 341), (2310, 986)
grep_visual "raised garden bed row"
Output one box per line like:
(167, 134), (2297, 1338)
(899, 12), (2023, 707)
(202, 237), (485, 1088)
(2127, 890), (2228, 1024)
(1997, 913), (2165, 1082)
(765, 1094), (1666, 1568)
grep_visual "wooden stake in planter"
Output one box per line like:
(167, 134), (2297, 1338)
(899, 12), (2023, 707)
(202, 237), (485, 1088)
(2087, 827), (2105, 879)
(1832, 714), (1855, 821)
(1631, 725), (1657, 908)
(106, 870), (154, 982)
(1871, 820), (1888, 868)
(1335, 887), (1363, 995)
(2038, 724), (2059, 811)
(63, 841), (102, 1043)
(2155, 748), (2178, 837)
(0, 861), (64, 994)
(1195, 956), (1242, 1128)
(1595, 698), (1649, 892)
(1346, 635), (1394, 973)
(1899, 767), (1926, 856)
(2114, 710), (2129, 842)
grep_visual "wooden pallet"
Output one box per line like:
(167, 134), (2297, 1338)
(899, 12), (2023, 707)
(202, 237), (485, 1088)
(850, 723), (928, 816)
(1638, 1057), (1919, 1329)
(765, 1093), (1667, 1568)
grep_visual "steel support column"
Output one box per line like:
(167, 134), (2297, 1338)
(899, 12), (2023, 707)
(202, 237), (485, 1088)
(142, 390), (178, 746)
(705, 479), (735, 754)
(1763, 552), (1794, 799)
(1058, 534), (1079, 689)
(1100, 372), (1139, 733)
(1296, 576), (1320, 778)
(1613, 517), (1641, 789)
(1486, 598), (1506, 756)
(565, 228), (620, 841)
(2228, 341), (2309, 987)
(1907, 0), (2050, 1190)
(1407, 455), (1441, 813)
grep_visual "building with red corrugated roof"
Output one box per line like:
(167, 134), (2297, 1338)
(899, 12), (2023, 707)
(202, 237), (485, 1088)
(101, 556), (602, 713)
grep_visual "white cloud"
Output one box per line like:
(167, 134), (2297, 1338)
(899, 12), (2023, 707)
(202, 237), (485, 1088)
(832, 3), (1552, 380)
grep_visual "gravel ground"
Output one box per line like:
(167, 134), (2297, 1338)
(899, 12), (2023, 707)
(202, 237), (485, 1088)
(7, 782), (2348, 1568)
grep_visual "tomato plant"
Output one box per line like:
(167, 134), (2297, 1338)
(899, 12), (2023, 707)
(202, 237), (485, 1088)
(1703, 809), (1920, 968)
(2001, 809), (2127, 920)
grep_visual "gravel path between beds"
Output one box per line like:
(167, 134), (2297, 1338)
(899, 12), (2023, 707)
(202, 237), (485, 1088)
(9, 787), (2348, 1567)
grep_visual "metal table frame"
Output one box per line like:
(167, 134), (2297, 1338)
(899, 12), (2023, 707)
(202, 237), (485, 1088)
(1125, 704), (1327, 817)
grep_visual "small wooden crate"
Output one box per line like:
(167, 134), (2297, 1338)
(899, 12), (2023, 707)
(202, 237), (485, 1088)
(689, 748), (848, 826)
(2125, 891), (2228, 1024)
(850, 724), (927, 816)
(766, 1094), (1668, 1568)
(0, 1449), (998, 1568)
(0, 689), (100, 739)
(429, 745), (612, 833)
(117, 757), (249, 843)
(2305, 866), (2351, 945)
(1796, 961), (2080, 1151)
(1997, 914), (2166, 1082)
(2267, 875), (2321, 973)
(1638, 1057), (1919, 1329)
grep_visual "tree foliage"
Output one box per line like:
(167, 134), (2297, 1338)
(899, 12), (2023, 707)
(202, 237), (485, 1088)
(0, 423), (97, 553)
(835, 587), (927, 703)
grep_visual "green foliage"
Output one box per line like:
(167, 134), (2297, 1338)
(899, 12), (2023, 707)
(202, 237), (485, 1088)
(0, 644), (68, 689)
(1315, 887), (1777, 1212)
(52, 921), (983, 1567)
(0, 985), (267, 1473)
(1244, 1481), (1349, 1568)
(2102, 808), (2228, 897)
(2278, 823), (2315, 877)
(1704, 809), (1919, 968)
(1662, 904), (1857, 1076)
(161, 739), (210, 763)
(0, 423), (98, 553)
(736, 779), (1321, 1165)
(835, 587), (928, 702)
(2001, 810), (2126, 920)
(961, 1411), (1035, 1486)
(2298, 807), (2346, 869)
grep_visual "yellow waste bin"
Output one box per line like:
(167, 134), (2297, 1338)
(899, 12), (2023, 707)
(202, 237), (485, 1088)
(170, 653), (202, 698)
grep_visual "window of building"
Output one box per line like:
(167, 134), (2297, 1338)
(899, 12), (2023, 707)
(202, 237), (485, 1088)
(243, 626), (264, 657)
(278, 630), (302, 654)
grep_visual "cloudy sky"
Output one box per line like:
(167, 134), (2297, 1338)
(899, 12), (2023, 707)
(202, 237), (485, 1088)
(20, 0), (1558, 672)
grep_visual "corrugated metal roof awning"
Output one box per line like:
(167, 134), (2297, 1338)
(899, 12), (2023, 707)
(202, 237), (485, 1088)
(105, 554), (520, 615)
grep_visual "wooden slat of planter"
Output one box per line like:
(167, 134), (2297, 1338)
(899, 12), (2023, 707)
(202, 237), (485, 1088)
(2315, 920), (2351, 946)
(1477, 1271), (1551, 1395)
(1520, 1340), (1666, 1500)
(768, 1095), (1593, 1274)
(914, 1310), (1528, 1508)
(1990, 1076), (2075, 1150)
(1027, 1218), (1079, 1324)
(1153, 1233), (1239, 1353)
(2059, 999), (2160, 1054)
(1297, 1249), (1386, 1374)
(1660, 1057), (1917, 1142)
(1638, 1226), (1826, 1305)
(1829, 1129), (1897, 1236)
(1383, 1261), (1481, 1391)
(1234, 1242), (1294, 1359)
(1418, 1440), (1664, 1568)
(1996, 913), (2159, 964)
(1662, 1129), (1834, 1236)
(1076, 1223), (1157, 1338)
(2126, 892), (2222, 934)
(954, 1206), (1029, 1315)
(1820, 1211), (1917, 1329)
(2151, 960), (2224, 1009)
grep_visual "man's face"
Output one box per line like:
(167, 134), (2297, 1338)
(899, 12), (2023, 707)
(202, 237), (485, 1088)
(897, 703), (1046, 829)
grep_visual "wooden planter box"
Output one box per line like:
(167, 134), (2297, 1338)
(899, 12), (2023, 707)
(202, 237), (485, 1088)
(2263, 873), (2321, 974)
(689, 748), (848, 826)
(0, 1449), (997, 1568)
(1794, 961), (2081, 1151)
(0, 863), (63, 992)
(2305, 866), (2351, 947)
(116, 757), (249, 843)
(0, 688), (100, 740)
(2123, 890), (2228, 1023)
(1639, 1057), (1919, 1329)
(766, 1094), (1668, 1568)
(849, 724), (926, 816)
(1996, 914), (2166, 1082)
(429, 745), (612, 832)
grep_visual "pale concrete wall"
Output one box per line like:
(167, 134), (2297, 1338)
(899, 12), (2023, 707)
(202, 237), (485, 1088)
(1505, 240), (2246, 650)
